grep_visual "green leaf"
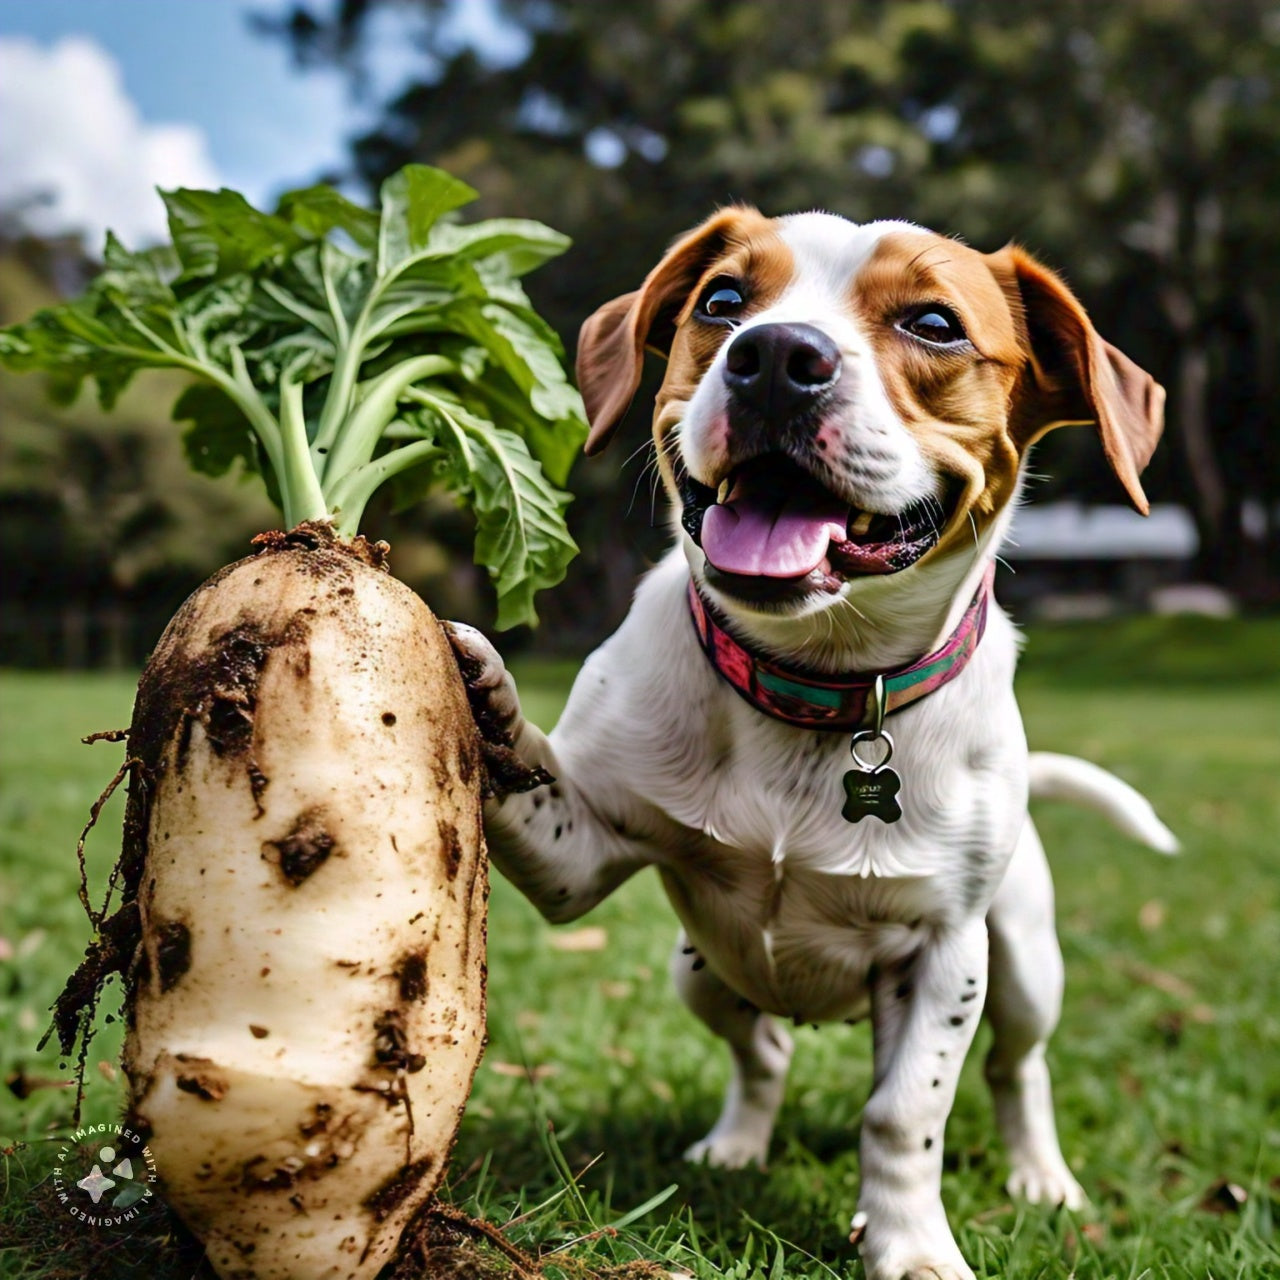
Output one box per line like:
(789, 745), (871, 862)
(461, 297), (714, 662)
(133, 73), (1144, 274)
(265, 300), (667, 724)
(0, 163), (585, 614)
(419, 217), (572, 278)
(0, 294), (170, 410)
(377, 164), (478, 276)
(426, 401), (578, 629)
(100, 231), (181, 305)
(275, 183), (380, 250)
(175, 383), (260, 479)
(176, 275), (261, 362)
(439, 301), (588, 485)
(175, 382), (282, 509)
(163, 187), (304, 281)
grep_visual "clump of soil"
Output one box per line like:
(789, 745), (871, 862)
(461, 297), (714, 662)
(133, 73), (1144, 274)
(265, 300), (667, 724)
(7, 1169), (670, 1280)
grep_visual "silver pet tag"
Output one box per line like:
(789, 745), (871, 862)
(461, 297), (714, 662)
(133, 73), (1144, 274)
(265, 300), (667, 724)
(841, 675), (903, 824)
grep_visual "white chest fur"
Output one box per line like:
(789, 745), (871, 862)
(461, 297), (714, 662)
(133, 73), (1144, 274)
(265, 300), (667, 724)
(549, 552), (1029, 1022)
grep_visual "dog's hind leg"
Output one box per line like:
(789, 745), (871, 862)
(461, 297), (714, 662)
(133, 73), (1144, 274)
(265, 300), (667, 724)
(984, 818), (1086, 1209)
(670, 931), (793, 1169)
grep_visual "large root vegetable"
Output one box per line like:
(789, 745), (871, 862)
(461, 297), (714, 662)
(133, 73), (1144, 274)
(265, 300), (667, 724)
(115, 528), (484, 1278)
(6, 166), (586, 1276)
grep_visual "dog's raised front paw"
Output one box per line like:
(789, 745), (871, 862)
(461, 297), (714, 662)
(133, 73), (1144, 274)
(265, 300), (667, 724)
(443, 621), (552, 798)
(1007, 1158), (1086, 1210)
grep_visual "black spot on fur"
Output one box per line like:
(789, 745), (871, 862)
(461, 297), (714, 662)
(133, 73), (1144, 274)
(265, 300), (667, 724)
(949, 1015), (964, 1027)
(924, 1137), (934, 1150)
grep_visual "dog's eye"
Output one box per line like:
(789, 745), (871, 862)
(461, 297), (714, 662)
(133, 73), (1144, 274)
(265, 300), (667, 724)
(900, 306), (967, 346)
(697, 278), (746, 322)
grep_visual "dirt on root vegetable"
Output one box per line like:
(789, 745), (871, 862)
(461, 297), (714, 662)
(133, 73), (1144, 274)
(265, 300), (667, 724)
(48, 524), (522, 1280)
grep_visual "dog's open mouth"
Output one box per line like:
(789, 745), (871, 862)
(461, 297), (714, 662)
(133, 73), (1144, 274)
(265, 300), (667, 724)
(681, 453), (953, 601)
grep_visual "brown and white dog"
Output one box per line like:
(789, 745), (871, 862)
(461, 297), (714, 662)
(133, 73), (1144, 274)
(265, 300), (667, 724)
(449, 208), (1177, 1280)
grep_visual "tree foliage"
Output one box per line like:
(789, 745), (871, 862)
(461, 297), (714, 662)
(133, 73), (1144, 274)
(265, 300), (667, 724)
(264, 0), (1280, 605)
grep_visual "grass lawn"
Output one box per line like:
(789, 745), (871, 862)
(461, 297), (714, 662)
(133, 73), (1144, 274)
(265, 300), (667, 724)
(1, 616), (1277, 1278)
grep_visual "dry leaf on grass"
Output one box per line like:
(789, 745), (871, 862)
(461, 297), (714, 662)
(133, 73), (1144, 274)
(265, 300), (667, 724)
(1122, 959), (1197, 1000)
(549, 926), (608, 952)
(1138, 899), (1166, 931)
(489, 1061), (560, 1082)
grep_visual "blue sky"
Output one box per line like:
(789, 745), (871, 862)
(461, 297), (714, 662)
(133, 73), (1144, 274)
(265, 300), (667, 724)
(0, 0), (525, 246)
(0, 1), (356, 210)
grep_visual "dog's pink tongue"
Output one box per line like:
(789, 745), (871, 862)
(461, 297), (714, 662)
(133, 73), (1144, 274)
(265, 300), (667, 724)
(702, 495), (849, 578)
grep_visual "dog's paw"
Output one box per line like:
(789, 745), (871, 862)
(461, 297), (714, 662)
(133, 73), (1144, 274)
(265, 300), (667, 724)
(1007, 1159), (1086, 1210)
(683, 1132), (768, 1170)
(859, 1246), (974, 1280)
(443, 622), (552, 798)
(853, 1212), (974, 1280)
(445, 622), (521, 729)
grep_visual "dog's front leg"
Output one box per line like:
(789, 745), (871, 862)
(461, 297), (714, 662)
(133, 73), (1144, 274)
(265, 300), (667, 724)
(856, 919), (988, 1280)
(447, 624), (649, 923)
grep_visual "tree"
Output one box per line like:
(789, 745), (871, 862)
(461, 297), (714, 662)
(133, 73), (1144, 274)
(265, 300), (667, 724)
(263, 0), (1279, 604)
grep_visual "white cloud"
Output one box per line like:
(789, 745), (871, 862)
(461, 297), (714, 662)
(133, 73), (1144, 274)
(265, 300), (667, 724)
(0, 35), (222, 250)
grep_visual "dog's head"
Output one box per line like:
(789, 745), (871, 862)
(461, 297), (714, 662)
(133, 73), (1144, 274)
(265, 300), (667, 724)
(576, 208), (1164, 635)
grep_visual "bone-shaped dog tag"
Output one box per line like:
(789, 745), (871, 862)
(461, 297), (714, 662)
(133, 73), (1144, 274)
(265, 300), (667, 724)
(842, 728), (902, 824)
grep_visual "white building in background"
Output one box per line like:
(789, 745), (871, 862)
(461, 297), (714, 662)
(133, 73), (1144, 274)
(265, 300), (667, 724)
(1003, 502), (1199, 561)
(997, 502), (1230, 617)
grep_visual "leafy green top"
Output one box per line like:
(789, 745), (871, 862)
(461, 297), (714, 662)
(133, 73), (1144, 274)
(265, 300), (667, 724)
(0, 166), (586, 628)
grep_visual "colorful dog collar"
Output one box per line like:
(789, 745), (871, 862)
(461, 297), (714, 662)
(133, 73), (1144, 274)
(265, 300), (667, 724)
(687, 566), (995, 732)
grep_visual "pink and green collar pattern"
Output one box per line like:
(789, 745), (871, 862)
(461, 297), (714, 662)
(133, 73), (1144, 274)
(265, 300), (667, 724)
(687, 566), (995, 731)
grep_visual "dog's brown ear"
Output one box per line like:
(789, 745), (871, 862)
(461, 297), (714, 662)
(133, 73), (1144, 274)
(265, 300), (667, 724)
(994, 246), (1165, 514)
(576, 207), (763, 455)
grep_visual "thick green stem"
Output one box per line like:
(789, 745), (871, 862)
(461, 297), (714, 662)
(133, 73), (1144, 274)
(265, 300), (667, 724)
(278, 373), (330, 526)
(311, 298), (373, 470)
(328, 439), (445, 535)
(322, 355), (455, 492)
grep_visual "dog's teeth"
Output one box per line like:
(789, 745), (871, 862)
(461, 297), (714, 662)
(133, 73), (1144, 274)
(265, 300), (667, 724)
(717, 479), (731, 504)
(849, 511), (874, 535)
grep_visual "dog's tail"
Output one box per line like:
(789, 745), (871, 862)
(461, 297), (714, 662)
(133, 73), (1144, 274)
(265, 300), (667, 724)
(1027, 752), (1179, 854)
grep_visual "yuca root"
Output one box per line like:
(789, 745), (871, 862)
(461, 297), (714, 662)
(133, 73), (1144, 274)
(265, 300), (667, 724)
(42, 745), (147, 1122)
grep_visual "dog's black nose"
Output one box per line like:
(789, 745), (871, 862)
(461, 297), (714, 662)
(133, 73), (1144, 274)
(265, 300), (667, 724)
(722, 323), (841, 421)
